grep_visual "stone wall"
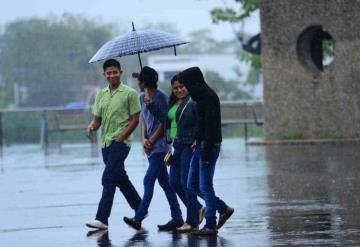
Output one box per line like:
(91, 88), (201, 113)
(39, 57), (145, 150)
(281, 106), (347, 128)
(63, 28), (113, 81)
(261, 0), (360, 140)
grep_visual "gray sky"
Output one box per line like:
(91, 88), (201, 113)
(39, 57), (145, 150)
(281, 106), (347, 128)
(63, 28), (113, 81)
(0, 0), (260, 40)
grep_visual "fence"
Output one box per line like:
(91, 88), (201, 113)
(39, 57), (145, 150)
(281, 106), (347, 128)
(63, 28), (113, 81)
(0, 107), (98, 158)
(0, 101), (264, 158)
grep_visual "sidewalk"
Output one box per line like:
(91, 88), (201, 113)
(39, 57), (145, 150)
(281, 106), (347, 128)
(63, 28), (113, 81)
(1, 139), (360, 246)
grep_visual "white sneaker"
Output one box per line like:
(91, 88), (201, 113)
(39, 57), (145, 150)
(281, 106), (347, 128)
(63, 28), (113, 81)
(86, 219), (108, 230)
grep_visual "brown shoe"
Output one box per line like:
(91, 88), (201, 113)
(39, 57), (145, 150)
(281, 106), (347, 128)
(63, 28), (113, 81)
(177, 223), (199, 233)
(199, 206), (206, 224)
(217, 207), (234, 229)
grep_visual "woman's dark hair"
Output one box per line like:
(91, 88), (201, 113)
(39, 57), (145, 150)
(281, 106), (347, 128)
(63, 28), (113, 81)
(168, 74), (180, 108)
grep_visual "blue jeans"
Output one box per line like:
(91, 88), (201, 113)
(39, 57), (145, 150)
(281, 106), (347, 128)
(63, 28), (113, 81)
(170, 141), (202, 224)
(96, 141), (141, 225)
(135, 152), (182, 221)
(187, 144), (228, 228)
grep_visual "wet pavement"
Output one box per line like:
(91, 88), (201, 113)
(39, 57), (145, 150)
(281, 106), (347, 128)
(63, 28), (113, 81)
(1, 139), (360, 246)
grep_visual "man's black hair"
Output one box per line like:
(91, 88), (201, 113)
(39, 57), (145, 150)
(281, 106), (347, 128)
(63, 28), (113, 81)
(103, 59), (121, 71)
(139, 66), (158, 89)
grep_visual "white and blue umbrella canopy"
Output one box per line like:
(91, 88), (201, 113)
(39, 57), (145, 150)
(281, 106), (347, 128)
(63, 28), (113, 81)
(89, 23), (188, 68)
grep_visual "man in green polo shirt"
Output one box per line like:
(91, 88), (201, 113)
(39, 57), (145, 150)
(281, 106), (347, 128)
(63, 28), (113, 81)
(85, 59), (142, 230)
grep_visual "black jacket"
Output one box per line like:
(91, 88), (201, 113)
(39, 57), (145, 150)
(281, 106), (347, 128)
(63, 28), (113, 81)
(174, 97), (198, 145)
(147, 95), (198, 145)
(178, 67), (222, 161)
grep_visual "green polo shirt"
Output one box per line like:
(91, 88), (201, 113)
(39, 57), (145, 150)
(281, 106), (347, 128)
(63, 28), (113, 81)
(93, 82), (140, 148)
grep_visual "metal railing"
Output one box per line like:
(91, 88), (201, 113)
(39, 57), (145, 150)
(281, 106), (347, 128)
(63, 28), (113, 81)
(0, 101), (264, 158)
(221, 100), (264, 141)
(0, 106), (98, 158)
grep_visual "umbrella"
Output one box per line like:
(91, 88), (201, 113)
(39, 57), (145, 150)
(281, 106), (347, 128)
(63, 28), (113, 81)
(89, 22), (189, 69)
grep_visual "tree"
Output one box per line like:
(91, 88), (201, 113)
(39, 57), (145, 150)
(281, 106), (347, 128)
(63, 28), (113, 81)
(180, 29), (241, 54)
(0, 14), (113, 107)
(210, 0), (261, 70)
(211, 0), (260, 24)
(204, 70), (252, 100)
(210, 0), (333, 71)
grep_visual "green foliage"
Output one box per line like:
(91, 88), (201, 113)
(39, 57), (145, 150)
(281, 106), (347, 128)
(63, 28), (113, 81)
(0, 83), (5, 108)
(179, 29), (241, 54)
(158, 70), (252, 101)
(210, 0), (261, 71)
(318, 134), (343, 139)
(238, 52), (261, 70)
(2, 112), (42, 144)
(0, 14), (113, 107)
(280, 133), (304, 140)
(322, 39), (334, 65)
(204, 70), (252, 100)
(222, 123), (263, 138)
(211, 0), (260, 24)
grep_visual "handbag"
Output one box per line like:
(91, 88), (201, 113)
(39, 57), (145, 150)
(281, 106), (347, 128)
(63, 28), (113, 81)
(164, 150), (173, 166)
(163, 99), (190, 166)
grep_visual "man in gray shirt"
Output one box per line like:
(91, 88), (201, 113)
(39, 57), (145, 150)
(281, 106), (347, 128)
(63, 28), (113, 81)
(123, 66), (183, 231)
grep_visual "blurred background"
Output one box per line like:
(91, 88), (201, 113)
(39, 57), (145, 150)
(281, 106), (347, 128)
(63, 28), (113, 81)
(0, 0), (262, 146)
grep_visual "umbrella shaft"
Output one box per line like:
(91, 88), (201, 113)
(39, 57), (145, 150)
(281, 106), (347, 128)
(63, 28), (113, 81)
(137, 52), (143, 69)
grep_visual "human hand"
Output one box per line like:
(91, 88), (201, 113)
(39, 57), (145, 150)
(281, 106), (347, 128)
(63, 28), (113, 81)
(143, 139), (153, 153)
(86, 125), (94, 139)
(144, 95), (152, 106)
(144, 89), (152, 106)
(116, 137), (124, 142)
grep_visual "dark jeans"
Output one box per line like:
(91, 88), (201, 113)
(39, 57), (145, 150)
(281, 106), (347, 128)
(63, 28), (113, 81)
(187, 144), (228, 228)
(135, 152), (182, 221)
(170, 141), (202, 224)
(95, 141), (141, 225)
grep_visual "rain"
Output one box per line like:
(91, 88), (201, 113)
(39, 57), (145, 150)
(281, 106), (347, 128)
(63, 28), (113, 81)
(1, 0), (359, 246)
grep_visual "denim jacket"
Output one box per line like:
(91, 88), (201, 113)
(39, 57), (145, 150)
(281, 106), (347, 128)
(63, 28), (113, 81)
(146, 96), (198, 145)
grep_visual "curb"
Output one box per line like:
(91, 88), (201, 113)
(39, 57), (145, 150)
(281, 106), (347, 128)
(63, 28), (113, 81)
(246, 138), (360, 146)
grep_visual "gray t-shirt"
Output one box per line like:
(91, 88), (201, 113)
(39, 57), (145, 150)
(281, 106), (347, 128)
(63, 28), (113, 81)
(140, 90), (170, 156)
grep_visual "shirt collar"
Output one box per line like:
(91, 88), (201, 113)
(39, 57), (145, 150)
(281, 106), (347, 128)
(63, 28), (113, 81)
(103, 82), (125, 93)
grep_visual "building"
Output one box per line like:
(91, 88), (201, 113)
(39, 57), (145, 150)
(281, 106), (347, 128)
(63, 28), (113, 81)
(148, 54), (248, 81)
(261, 0), (360, 140)
(147, 54), (263, 98)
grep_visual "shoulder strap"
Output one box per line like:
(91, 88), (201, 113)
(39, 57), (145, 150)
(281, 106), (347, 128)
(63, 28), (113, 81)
(177, 98), (190, 124)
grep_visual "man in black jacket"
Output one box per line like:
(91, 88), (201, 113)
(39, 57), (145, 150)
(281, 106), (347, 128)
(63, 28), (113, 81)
(178, 67), (234, 235)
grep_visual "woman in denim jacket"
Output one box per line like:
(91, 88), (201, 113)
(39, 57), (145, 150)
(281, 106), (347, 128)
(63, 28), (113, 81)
(145, 75), (206, 231)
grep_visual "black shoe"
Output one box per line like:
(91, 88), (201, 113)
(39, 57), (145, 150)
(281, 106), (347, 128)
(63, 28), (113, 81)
(192, 226), (218, 236)
(123, 216), (142, 230)
(157, 219), (184, 231)
(217, 207), (234, 229)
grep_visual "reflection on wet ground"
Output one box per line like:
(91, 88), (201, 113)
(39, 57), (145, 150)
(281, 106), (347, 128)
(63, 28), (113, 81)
(1, 139), (360, 246)
(86, 228), (231, 247)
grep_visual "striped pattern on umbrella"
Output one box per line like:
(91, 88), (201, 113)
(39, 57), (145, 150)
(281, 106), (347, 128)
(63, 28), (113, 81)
(89, 29), (188, 63)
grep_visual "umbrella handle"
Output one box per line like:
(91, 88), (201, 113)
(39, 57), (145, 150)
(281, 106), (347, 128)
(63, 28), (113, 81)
(138, 52), (143, 70)
(174, 45), (177, 56)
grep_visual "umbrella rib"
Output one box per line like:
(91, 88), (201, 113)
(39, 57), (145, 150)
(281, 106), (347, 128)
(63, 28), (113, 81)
(88, 28), (189, 64)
